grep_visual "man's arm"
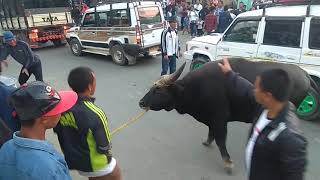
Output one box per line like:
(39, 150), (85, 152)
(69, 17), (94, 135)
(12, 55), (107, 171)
(218, 58), (256, 104)
(91, 115), (112, 155)
(279, 133), (307, 180)
(21, 41), (35, 69)
(161, 30), (168, 57)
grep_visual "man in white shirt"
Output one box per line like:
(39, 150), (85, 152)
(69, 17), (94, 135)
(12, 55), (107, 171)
(194, 0), (203, 13)
(160, 16), (181, 76)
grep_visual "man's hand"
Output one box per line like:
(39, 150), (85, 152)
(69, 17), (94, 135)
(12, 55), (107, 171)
(218, 57), (232, 74)
(22, 68), (29, 76)
(164, 55), (169, 60)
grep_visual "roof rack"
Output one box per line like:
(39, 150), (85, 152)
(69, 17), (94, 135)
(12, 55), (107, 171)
(257, 0), (320, 10)
(95, 0), (161, 6)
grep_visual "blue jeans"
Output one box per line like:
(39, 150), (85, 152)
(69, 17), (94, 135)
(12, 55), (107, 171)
(161, 55), (176, 75)
(190, 22), (197, 37)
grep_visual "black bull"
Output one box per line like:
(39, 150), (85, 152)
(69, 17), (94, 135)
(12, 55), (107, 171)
(139, 58), (319, 173)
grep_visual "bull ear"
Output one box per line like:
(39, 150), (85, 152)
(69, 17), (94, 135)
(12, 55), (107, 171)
(169, 62), (186, 82)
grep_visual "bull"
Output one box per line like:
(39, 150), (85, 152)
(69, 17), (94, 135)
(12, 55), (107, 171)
(139, 58), (319, 174)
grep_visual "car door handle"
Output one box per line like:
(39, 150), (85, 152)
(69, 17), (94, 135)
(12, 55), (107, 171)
(218, 47), (229, 51)
(286, 55), (296, 60)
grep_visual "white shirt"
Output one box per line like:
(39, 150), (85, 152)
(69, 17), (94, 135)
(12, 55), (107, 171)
(188, 11), (198, 22)
(245, 110), (271, 176)
(194, 4), (203, 12)
(165, 30), (177, 56)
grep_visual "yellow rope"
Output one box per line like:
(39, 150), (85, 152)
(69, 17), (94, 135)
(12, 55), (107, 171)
(111, 110), (148, 136)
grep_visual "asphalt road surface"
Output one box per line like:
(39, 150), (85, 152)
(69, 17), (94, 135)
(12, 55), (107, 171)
(1, 33), (320, 180)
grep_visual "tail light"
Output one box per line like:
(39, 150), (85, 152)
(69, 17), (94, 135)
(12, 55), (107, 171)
(63, 26), (70, 35)
(29, 29), (38, 40)
(135, 25), (141, 45)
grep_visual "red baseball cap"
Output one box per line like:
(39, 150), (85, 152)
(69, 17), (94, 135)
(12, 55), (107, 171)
(9, 81), (78, 121)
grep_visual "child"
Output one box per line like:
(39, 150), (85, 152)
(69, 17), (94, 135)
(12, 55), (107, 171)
(197, 19), (204, 36)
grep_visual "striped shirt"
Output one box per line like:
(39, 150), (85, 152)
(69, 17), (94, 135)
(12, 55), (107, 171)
(54, 96), (112, 172)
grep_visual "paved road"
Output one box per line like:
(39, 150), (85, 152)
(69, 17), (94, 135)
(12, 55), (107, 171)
(2, 33), (320, 180)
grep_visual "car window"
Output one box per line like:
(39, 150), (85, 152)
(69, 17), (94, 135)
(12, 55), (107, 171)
(108, 9), (130, 27)
(263, 20), (302, 48)
(82, 13), (96, 27)
(223, 20), (259, 44)
(96, 12), (108, 27)
(309, 18), (320, 50)
(138, 6), (162, 25)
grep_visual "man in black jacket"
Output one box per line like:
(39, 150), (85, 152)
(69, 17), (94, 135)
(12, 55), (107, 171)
(218, 58), (307, 180)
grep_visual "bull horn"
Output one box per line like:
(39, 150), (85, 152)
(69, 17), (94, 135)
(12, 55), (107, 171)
(168, 62), (186, 82)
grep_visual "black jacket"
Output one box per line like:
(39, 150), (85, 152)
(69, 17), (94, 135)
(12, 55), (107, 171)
(226, 71), (308, 180)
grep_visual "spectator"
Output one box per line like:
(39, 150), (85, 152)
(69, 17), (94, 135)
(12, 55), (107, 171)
(197, 19), (204, 36)
(233, 1), (246, 16)
(199, 4), (210, 21)
(161, 16), (181, 75)
(0, 81), (77, 180)
(194, 0), (203, 13)
(54, 67), (122, 180)
(204, 8), (217, 35)
(188, 6), (199, 37)
(71, 5), (81, 26)
(217, 5), (233, 33)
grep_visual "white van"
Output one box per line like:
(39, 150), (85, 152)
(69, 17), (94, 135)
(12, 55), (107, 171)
(66, 1), (165, 65)
(184, 2), (320, 121)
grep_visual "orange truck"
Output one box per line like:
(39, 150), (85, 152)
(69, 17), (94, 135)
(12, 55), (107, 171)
(0, 0), (73, 48)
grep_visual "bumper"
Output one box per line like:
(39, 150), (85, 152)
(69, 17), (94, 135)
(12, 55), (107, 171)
(184, 51), (193, 61)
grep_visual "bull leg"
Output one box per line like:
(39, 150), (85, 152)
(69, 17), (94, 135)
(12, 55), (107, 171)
(202, 126), (215, 147)
(214, 123), (234, 175)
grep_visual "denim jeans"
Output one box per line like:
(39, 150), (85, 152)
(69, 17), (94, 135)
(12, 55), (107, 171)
(190, 21), (197, 37)
(161, 55), (176, 76)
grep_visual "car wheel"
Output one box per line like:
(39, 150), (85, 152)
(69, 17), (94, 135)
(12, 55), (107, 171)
(190, 57), (208, 71)
(111, 44), (128, 66)
(296, 87), (320, 121)
(69, 39), (83, 56)
(52, 40), (66, 47)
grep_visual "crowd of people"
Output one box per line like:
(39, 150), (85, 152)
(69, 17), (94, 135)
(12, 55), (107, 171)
(164, 0), (254, 38)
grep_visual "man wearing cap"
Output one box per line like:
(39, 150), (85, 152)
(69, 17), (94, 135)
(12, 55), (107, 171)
(54, 67), (122, 180)
(161, 16), (181, 76)
(0, 31), (43, 85)
(0, 81), (77, 180)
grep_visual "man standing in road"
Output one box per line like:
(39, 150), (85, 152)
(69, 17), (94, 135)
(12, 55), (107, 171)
(218, 58), (307, 180)
(54, 67), (122, 180)
(161, 16), (181, 76)
(0, 31), (43, 85)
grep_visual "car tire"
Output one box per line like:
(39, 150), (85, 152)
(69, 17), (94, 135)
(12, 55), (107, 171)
(296, 87), (320, 121)
(69, 39), (83, 56)
(190, 57), (208, 71)
(52, 40), (66, 47)
(111, 44), (128, 66)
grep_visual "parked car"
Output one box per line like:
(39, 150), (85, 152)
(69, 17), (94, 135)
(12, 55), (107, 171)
(184, 2), (320, 121)
(66, 0), (165, 65)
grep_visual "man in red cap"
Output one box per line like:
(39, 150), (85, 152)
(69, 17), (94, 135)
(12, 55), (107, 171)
(0, 81), (78, 180)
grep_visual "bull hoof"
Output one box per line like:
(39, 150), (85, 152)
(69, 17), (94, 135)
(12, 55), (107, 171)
(202, 141), (211, 147)
(224, 160), (234, 175)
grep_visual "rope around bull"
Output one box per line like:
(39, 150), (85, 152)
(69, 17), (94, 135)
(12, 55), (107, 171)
(111, 110), (148, 136)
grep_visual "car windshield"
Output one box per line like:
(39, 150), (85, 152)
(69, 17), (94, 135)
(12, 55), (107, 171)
(137, 6), (161, 25)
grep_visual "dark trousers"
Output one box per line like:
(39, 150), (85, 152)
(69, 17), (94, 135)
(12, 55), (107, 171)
(18, 61), (43, 85)
(190, 22), (197, 37)
(161, 55), (176, 76)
